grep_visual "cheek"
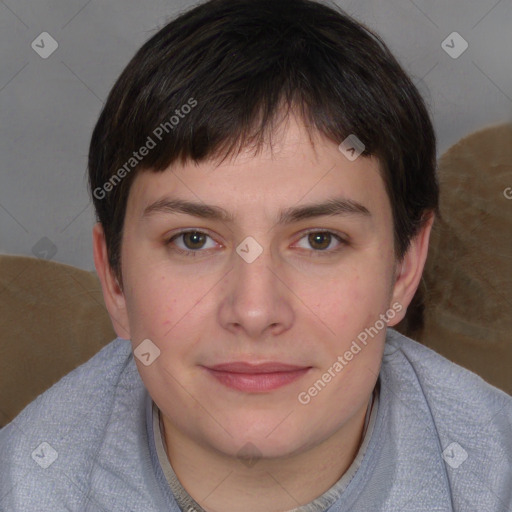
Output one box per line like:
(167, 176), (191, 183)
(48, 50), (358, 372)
(317, 269), (388, 322)
(125, 268), (213, 364)
(123, 268), (180, 340)
(307, 265), (392, 363)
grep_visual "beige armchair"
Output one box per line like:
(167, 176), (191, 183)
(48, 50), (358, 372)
(0, 254), (116, 427)
(395, 123), (512, 395)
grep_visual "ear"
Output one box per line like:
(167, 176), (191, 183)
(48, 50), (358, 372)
(92, 222), (131, 339)
(387, 213), (435, 326)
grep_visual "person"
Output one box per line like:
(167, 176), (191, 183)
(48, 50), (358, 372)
(1, 0), (511, 510)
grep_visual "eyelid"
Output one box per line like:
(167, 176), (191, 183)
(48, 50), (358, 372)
(292, 228), (347, 255)
(296, 227), (349, 243)
(165, 228), (221, 250)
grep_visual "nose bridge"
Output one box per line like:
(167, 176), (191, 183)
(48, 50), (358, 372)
(219, 234), (293, 337)
(233, 236), (277, 307)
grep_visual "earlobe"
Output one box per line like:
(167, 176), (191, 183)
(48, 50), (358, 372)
(388, 213), (435, 327)
(92, 222), (131, 339)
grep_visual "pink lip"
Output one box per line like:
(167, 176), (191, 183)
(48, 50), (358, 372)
(202, 362), (311, 392)
(208, 362), (308, 373)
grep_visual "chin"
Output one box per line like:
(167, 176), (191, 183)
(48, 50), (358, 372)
(206, 421), (312, 461)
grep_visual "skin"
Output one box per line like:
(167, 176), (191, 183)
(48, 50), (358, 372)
(93, 113), (433, 512)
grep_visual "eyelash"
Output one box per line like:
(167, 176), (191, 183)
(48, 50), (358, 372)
(164, 229), (348, 258)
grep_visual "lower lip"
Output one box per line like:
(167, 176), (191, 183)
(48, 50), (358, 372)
(203, 367), (311, 392)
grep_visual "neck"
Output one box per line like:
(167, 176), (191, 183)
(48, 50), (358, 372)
(160, 394), (373, 512)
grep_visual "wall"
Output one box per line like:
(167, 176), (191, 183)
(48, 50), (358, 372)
(1, 0), (511, 270)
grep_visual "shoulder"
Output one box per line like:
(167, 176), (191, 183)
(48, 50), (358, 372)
(381, 329), (512, 490)
(0, 337), (146, 508)
(383, 328), (512, 412)
(5, 336), (135, 427)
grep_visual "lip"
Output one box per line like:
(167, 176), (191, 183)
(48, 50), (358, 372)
(208, 362), (309, 373)
(202, 362), (311, 392)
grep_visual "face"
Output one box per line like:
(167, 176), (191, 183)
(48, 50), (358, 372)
(96, 115), (419, 461)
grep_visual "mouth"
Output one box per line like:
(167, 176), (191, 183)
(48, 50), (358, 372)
(201, 362), (312, 392)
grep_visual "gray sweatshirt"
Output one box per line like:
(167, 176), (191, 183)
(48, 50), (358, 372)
(1, 328), (511, 511)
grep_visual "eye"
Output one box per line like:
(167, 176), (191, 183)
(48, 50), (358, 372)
(165, 230), (218, 257)
(294, 230), (347, 256)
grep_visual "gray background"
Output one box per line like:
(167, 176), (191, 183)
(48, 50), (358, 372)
(1, 0), (511, 271)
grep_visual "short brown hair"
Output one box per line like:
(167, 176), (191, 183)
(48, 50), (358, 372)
(88, 0), (438, 288)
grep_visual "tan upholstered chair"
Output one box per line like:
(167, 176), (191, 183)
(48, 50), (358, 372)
(0, 254), (116, 427)
(396, 123), (512, 395)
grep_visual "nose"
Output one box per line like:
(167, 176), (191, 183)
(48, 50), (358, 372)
(217, 242), (295, 340)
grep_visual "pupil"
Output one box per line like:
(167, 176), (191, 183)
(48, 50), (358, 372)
(185, 232), (205, 249)
(309, 232), (330, 250)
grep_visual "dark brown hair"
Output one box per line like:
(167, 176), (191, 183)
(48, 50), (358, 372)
(88, 0), (438, 289)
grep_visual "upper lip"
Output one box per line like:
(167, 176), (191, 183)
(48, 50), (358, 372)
(205, 362), (310, 374)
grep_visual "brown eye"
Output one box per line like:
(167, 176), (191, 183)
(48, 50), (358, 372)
(165, 230), (217, 257)
(294, 230), (347, 257)
(182, 231), (208, 250)
(307, 232), (332, 251)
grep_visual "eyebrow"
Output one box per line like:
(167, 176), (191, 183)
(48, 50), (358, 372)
(141, 196), (371, 225)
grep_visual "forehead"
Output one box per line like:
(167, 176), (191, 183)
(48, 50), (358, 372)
(125, 116), (391, 228)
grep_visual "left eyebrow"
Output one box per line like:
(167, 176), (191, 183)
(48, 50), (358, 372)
(141, 196), (371, 224)
(277, 197), (371, 224)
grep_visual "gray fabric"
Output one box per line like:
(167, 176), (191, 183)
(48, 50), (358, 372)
(1, 328), (511, 511)
(150, 382), (379, 512)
